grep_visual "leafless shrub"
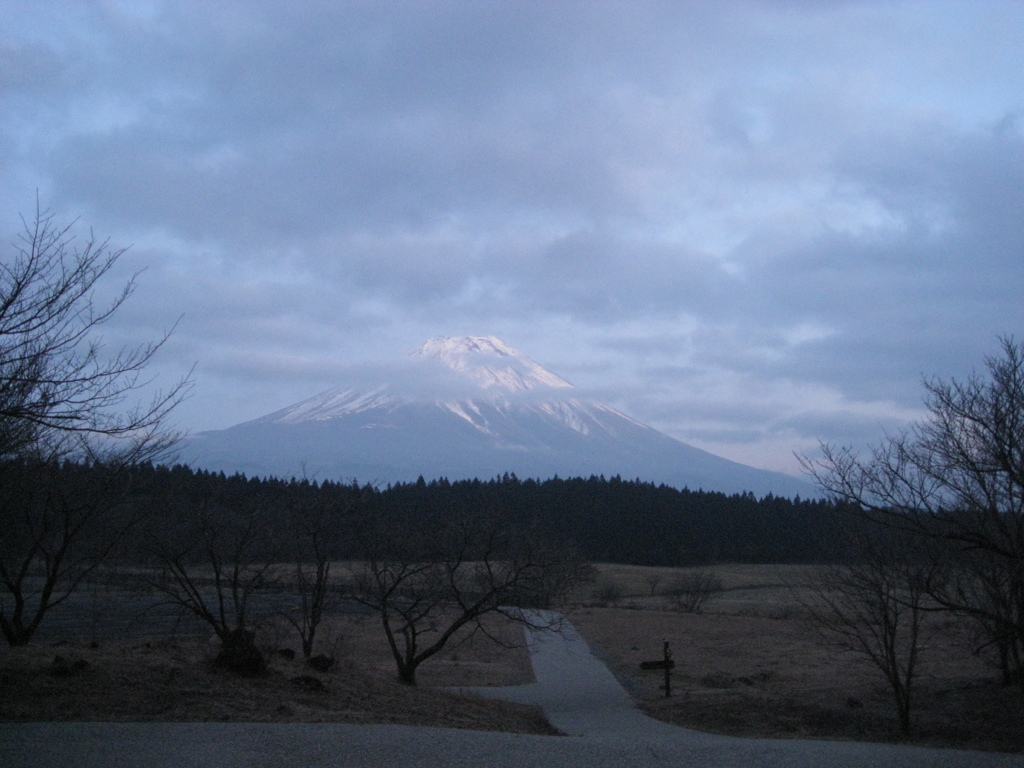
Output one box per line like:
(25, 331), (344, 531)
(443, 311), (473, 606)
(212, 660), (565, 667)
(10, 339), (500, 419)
(665, 571), (723, 613)
(592, 576), (623, 606)
(644, 573), (663, 596)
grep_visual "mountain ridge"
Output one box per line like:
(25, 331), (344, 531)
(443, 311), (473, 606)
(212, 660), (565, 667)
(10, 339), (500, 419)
(180, 336), (815, 498)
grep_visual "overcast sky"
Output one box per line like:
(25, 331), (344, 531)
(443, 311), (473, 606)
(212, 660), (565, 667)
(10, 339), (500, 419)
(2, 1), (1022, 478)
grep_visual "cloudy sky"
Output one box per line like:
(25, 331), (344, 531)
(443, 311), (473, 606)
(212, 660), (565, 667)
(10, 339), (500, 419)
(1, 1), (1022, 478)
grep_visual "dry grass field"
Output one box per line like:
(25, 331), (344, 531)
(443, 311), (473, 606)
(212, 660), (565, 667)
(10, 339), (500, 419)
(572, 564), (1024, 753)
(2, 563), (1022, 753)
(0, 612), (551, 733)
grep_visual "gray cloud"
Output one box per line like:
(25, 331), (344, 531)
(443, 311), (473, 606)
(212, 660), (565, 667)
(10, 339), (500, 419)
(1, 1), (1023, 476)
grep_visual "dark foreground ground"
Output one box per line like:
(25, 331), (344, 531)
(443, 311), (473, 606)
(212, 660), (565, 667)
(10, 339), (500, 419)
(2, 563), (1022, 755)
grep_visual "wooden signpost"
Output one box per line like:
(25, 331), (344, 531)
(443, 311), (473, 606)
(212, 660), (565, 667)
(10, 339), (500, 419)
(639, 640), (674, 697)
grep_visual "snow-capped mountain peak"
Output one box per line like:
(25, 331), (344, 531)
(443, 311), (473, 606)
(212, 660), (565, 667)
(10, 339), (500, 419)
(411, 335), (573, 392)
(182, 334), (815, 497)
(254, 336), (570, 425)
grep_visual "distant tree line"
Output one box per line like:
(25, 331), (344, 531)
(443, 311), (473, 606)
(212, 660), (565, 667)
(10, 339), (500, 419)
(369, 473), (845, 566)
(1, 456), (847, 677)
(97, 464), (846, 568)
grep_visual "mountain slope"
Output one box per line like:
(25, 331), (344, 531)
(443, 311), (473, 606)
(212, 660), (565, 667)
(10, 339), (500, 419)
(180, 336), (814, 498)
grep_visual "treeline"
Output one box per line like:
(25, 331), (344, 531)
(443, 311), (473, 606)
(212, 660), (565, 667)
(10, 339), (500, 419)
(116, 463), (844, 566)
(376, 473), (845, 565)
(0, 455), (839, 676)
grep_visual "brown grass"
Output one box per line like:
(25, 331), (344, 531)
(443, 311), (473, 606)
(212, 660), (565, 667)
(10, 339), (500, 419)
(3, 563), (1023, 752)
(571, 564), (1024, 753)
(0, 613), (553, 735)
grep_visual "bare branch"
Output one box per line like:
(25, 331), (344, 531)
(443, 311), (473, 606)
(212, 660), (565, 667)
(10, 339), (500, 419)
(0, 203), (191, 646)
(799, 336), (1024, 687)
(346, 507), (587, 685)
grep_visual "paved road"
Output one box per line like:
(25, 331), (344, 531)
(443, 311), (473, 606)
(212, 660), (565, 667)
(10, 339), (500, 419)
(2, 613), (1021, 767)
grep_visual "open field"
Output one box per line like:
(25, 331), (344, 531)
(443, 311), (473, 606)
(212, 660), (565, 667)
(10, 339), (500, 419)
(572, 564), (1024, 753)
(2, 563), (1022, 752)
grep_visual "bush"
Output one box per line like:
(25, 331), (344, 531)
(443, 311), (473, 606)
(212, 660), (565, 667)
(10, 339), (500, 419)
(213, 629), (267, 676)
(665, 572), (723, 613)
(593, 576), (623, 606)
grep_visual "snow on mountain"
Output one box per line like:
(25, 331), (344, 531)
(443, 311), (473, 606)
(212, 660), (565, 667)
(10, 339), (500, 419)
(179, 336), (816, 498)
(411, 335), (573, 391)
(258, 386), (400, 424)
(255, 335), (602, 440)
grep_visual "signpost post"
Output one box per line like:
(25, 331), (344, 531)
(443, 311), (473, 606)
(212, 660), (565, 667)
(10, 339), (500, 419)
(639, 640), (674, 697)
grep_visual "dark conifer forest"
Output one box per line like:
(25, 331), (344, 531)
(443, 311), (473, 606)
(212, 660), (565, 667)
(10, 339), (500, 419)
(114, 463), (843, 566)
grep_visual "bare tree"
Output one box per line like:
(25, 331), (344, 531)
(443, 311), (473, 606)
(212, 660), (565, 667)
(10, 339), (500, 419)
(801, 337), (1024, 686)
(0, 205), (189, 646)
(0, 454), (129, 645)
(348, 509), (586, 685)
(146, 482), (279, 674)
(0, 204), (187, 454)
(800, 521), (938, 734)
(643, 573), (663, 597)
(938, 546), (1023, 684)
(280, 481), (362, 659)
(284, 489), (333, 660)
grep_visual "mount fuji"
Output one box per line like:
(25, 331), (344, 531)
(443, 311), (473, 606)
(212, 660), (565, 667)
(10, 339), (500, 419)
(179, 336), (814, 498)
